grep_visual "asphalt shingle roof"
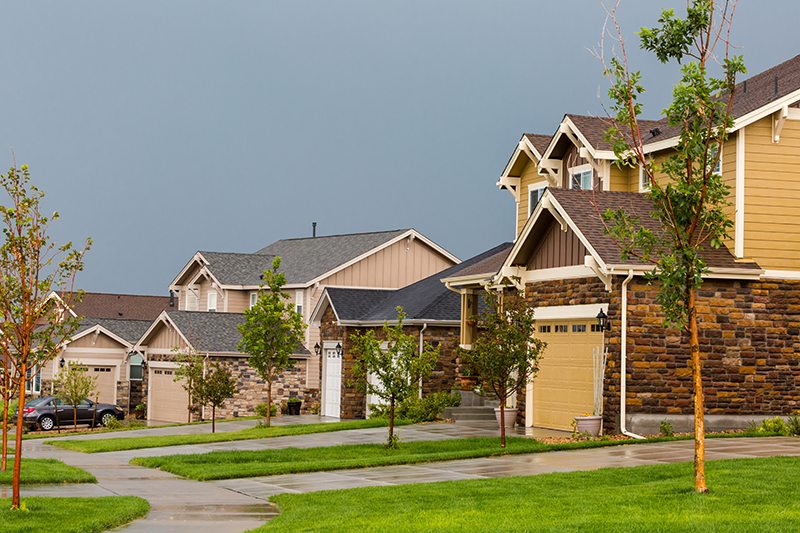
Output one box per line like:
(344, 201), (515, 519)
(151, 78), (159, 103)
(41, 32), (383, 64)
(75, 318), (152, 345)
(164, 311), (310, 356)
(547, 188), (760, 271)
(71, 293), (170, 321)
(523, 133), (553, 155)
(199, 252), (277, 286)
(326, 243), (513, 323)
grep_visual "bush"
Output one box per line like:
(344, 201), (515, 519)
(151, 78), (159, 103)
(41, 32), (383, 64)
(134, 403), (146, 420)
(659, 420), (674, 437)
(786, 412), (800, 436)
(370, 392), (460, 423)
(759, 416), (790, 435)
(255, 402), (278, 418)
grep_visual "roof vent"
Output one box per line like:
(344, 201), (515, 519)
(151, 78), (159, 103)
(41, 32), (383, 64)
(743, 79), (747, 93)
(312, 221), (317, 238)
(649, 127), (662, 138)
(169, 291), (175, 307)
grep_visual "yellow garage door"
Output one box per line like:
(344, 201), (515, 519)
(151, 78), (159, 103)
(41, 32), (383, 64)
(149, 368), (189, 423)
(531, 319), (602, 431)
(88, 366), (116, 405)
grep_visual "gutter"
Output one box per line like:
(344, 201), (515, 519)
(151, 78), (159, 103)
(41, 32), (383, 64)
(619, 270), (645, 440)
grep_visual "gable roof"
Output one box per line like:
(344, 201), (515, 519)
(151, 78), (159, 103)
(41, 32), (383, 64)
(72, 318), (153, 347)
(195, 252), (277, 287)
(315, 243), (513, 325)
(71, 292), (171, 321)
(523, 134), (552, 156)
(504, 188), (761, 281)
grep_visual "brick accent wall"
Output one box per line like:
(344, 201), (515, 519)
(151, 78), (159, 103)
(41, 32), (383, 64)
(319, 306), (460, 419)
(525, 276), (800, 433)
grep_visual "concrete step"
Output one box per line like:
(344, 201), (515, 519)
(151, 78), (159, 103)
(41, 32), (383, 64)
(444, 406), (497, 421)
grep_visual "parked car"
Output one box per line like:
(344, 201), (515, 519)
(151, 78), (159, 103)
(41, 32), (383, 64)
(16, 396), (125, 431)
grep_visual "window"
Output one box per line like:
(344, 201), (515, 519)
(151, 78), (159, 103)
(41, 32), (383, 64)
(639, 164), (649, 191)
(569, 164), (593, 190)
(708, 144), (722, 175)
(207, 291), (217, 312)
(295, 290), (304, 317)
(185, 289), (198, 311)
(249, 292), (258, 309)
(538, 325), (551, 334)
(25, 365), (41, 394)
(554, 324), (568, 333)
(528, 183), (547, 216)
(572, 324), (587, 333)
(129, 353), (143, 381)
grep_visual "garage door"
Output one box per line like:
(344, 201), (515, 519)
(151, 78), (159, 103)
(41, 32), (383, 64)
(87, 366), (116, 405)
(323, 348), (341, 418)
(149, 368), (189, 423)
(530, 319), (602, 430)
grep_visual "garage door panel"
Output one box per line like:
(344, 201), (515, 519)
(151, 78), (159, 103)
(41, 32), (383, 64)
(75, 365), (117, 405)
(150, 368), (189, 423)
(531, 319), (602, 431)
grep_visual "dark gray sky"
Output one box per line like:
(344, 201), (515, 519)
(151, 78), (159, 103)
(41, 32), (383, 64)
(0, 1), (794, 295)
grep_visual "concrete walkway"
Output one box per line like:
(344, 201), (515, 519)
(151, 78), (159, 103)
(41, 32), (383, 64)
(15, 418), (800, 532)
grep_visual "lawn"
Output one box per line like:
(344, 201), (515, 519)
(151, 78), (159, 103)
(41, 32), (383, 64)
(0, 458), (96, 484)
(0, 496), (149, 533)
(259, 456), (800, 532)
(47, 419), (401, 453)
(131, 436), (652, 480)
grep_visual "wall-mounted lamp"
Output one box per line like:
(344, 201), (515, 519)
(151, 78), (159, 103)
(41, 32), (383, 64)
(596, 309), (611, 332)
(59, 356), (66, 368)
(335, 342), (343, 356)
(313, 342), (321, 356)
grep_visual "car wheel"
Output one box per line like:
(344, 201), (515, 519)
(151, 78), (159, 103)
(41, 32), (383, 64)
(39, 415), (55, 431)
(100, 412), (116, 427)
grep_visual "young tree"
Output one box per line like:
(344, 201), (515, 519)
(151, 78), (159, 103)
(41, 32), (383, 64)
(601, 0), (743, 492)
(1, 348), (20, 472)
(0, 164), (90, 509)
(349, 308), (439, 448)
(199, 361), (236, 433)
(173, 350), (205, 423)
(54, 361), (97, 431)
(238, 257), (305, 427)
(458, 290), (545, 448)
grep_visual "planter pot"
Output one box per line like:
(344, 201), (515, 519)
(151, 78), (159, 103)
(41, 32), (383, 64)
(494, 407), (516, 428)
(286, 402), (301, 415)
(574, 415), (602, 436)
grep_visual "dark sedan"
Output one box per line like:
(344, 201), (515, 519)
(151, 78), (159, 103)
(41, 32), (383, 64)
(17, 396), (125, 431)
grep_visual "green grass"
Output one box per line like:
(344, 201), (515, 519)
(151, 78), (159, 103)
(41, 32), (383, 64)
(47, 419), (402, 453)
(258, 456), (800, 532)
(0, 496), (149, 532)
(0, 458), (96, 484)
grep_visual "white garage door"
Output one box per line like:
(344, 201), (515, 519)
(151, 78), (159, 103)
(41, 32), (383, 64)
(149, 368), (189, 423)
(324, 348), (342, 418)
(88, 366), (116, 405)
(529, 319), (602, 431)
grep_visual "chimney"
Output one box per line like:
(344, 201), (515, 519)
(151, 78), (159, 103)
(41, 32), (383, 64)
(169, 291), (175, 307)
(312, 222), (317, 238)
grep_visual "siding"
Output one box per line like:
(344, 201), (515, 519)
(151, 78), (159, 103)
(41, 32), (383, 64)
(609, 163), (632, 192)
(516, 159), (548, 236)
(527, 221), (588, 270)
(226, 289), (250, 313)
(743, 116), (800, 269)
(68, 331), (126, 349)
(721, 133), (738, 251)
(147, 323), (190, 352)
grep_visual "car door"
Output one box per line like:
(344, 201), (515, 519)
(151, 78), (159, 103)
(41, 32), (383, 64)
(53, 398), (71, 426)
(76, 399), (95, 424)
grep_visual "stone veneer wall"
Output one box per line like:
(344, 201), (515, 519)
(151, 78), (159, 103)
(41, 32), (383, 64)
(525, 276), (800, 434)
(319, 306), (460, 419)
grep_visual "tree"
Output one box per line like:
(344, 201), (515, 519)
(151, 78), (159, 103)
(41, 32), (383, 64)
(601, 0), (743, 493)
(349, 308), (438, 448)
(458, 290), (545, 448)
(173, 350), (205, 423)
(199, 361), (236, 433)
(238, 257), (305, 427)
(54, 361), (97, 431)
(1, 348), (20, 472)
(0, 164), (90, 509)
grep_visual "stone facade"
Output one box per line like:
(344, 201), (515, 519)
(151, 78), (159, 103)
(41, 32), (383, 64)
(319, 306), (460, 419)
(524, 276), (800, 433)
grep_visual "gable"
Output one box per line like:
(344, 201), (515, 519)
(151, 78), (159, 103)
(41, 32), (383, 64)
(527, 218), (588, 270)
(68, 330), (127, 350)
(143, 320), (191, 352)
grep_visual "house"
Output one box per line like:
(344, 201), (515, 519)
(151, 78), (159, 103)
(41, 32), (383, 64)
(449, 54), (800, 435)
(141, 228), (459, 422)
(35, 292), (170, 412)
(311, 243), (511, 419)
(133, 311), (311, 422)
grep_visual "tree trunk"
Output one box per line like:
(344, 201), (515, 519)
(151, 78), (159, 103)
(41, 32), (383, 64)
(499, 392), (506, 449)
(1, 392), (9, 472)
(12, 365), (27, 509)
(73, 406), (78, 431)
(388, 399), (395, 446)
(187, 391), (193, 424)
(689, 288), (708, 493)
(266, 379), (272, 428)
(211, 405), (216, 433)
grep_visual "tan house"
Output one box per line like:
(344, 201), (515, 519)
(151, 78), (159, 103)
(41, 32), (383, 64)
(448, 54), (800, 435)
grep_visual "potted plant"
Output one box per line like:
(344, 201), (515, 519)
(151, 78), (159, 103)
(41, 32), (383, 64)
(574, 347), (608, 437)
(286, 397), (302, 415)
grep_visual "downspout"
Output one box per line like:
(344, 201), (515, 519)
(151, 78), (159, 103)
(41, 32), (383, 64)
(619, 269), (645, 439)
(418, 323), (428, 399)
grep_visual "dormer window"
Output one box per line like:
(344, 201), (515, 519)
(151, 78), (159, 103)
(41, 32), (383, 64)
(639, 163), (650, 192)
(569, 164), (593, 190)
(207, 292), (217, 313)
(528, 183), (547, 216)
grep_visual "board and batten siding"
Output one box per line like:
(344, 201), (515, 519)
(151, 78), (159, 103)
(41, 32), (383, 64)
(742, 116), (800, 270)
(147, 323), (190, 352)
(67, 331), (127, 350)
(526, 221), (588, 270)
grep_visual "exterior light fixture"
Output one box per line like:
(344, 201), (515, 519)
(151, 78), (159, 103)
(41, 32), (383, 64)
(596, 309), (611, 332)
(314, 342), (321, 356)
(335, 342), (343, 356)
(141, 358), (148, 371)
(59, 356), (66, 368)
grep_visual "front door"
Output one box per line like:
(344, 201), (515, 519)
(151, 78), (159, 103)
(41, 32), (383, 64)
(324, 348), (342, 418)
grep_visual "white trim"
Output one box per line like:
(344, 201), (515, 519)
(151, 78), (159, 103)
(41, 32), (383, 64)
(337, 319), (459, 327)
(735, 128), (745, 258)
(568, 163), (593, 190)
(62, 347), (127, 355)
(638, 163), (650, 192)
(132, 311), (194, 354)
(207, 291), (217, 313)
(527, 181), (548, 217)
(532, 303), (608, 321)
(761, 270), (800, 280)
(523, 265), (596, 283)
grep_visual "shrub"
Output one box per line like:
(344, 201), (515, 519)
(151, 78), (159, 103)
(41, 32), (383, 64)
(287, 397), (302, 404)
(659, 420), (674, 437)
(370, 391), (460, 423)
(759, 416), (789, 436)
(255, 402), (278, 418)
(105, 418), (123, 430)
(786, 412), (800, 436)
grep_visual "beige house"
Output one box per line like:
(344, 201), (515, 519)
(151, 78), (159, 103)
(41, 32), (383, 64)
(448, 54), (800, 434)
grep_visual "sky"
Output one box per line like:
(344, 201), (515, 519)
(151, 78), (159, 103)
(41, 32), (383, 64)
(0, 1), (795, 296)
